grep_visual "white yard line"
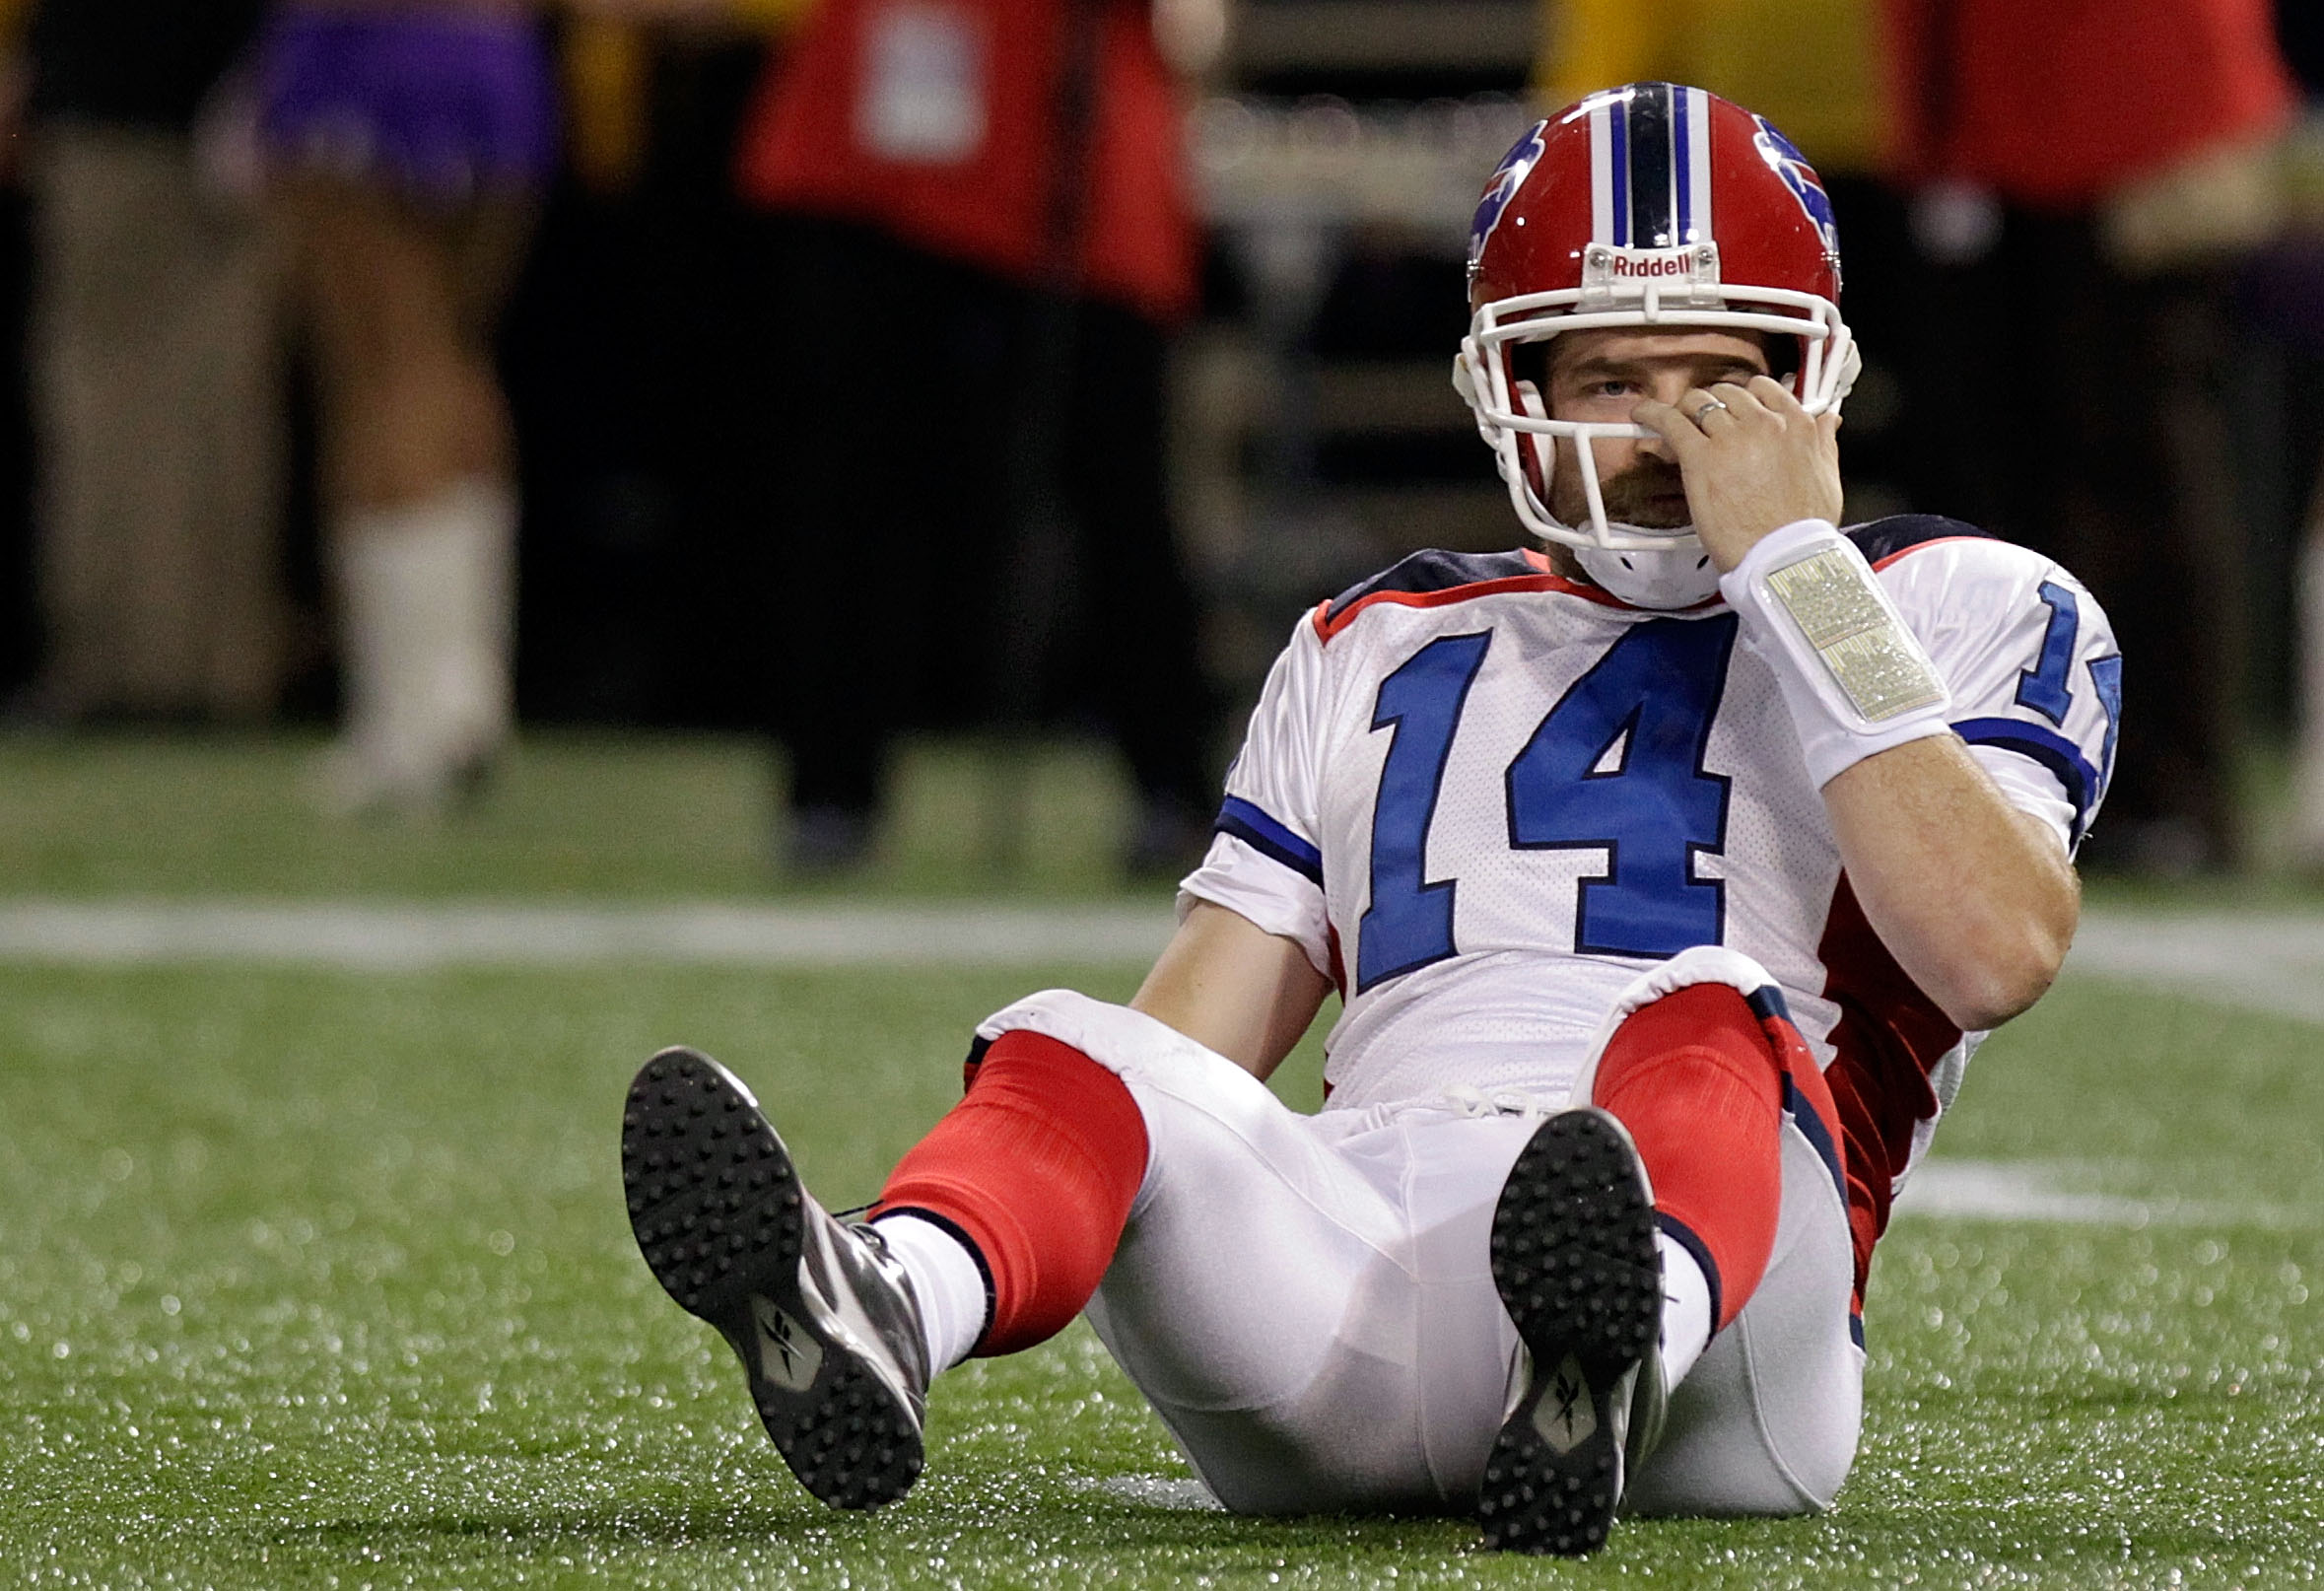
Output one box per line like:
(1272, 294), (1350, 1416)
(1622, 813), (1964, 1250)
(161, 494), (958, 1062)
(1890, 1159), (2162, 1226)
(1891, 1158), (2306, 1230)
(0, 898), (1176, 970)
(2062, 910), (2324, 1026)
(0, 901), (2316, 1018)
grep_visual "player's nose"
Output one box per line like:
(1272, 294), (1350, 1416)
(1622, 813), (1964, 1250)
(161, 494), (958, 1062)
(1632, 415), (1679, 459)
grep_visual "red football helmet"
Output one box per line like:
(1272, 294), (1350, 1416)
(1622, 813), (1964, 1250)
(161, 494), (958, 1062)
(1454, 83), (1856, 594)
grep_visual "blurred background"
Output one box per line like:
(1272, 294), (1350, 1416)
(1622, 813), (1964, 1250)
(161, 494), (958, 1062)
(0, 0), (2319, 888)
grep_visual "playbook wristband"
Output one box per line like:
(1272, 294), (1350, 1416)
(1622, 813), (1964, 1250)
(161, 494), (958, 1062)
(1719, 519), (1954, 788)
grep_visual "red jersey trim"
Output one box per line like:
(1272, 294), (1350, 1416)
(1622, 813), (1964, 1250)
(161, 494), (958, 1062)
(1871, 535), (1989, 573)
(1312, 573), (1627, 643)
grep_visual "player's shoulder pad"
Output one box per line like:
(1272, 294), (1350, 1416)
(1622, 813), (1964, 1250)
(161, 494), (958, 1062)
(1852, 514), (2085, 606)
(1844, 514), (1993, 566)
(1316, 547), (1542, 641)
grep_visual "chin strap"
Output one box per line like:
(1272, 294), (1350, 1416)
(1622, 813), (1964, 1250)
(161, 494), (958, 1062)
(1826, 335), (1863, 409)
(1515, 380), (1558, 502)
(1573, 541), (1722, 610)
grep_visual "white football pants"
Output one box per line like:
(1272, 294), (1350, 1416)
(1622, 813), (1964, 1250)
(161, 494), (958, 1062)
(975, 987), (1864, 1517)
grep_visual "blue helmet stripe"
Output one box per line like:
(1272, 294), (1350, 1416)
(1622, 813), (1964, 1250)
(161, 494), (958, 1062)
(1674, 86), (1692, 241)
(1626, 82), (1675, 248)
(1608, 97), (1629, 245)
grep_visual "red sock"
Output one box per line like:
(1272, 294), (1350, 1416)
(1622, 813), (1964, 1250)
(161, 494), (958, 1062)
(1590, 983), (1790, 1331)
(871, 1031), (1148, 1356)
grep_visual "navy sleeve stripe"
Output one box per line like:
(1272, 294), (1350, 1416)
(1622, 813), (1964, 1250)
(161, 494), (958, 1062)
(1215, 796), (1325, 885)
(1950, 716), (2101, 841)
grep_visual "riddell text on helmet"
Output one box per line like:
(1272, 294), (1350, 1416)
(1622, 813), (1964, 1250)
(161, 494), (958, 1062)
(1602, 250), (1698, 278)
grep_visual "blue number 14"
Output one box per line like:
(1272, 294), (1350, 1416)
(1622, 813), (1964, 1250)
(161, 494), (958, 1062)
(1357, 617), (1739, 992)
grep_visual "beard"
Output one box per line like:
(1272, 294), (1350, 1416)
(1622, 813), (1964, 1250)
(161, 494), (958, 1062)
(1547, 450), (1692, 530)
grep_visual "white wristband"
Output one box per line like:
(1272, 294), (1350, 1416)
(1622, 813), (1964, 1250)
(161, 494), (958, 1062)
(1719, 519), (1954, 788)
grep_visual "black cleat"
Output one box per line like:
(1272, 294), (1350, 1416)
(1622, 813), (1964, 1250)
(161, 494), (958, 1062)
(1477, 1107), (1667, 1556)
(621, 1046), (931, 1510)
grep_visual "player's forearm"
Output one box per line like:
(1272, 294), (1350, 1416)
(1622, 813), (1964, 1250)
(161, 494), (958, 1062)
(1822, 735), (2080, 1032)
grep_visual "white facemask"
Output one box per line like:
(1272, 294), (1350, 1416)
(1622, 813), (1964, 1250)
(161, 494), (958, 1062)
(1490, 373), (1721, 609)
(1456, 313), (1863, 614)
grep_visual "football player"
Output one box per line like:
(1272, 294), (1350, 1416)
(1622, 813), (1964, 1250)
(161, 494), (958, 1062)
(618, 83), (2121, 1555)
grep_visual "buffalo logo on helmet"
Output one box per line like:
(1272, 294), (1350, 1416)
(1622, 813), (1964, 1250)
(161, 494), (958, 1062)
(1749, 115), (1841, 274)
(1469, 120), (1548, 277)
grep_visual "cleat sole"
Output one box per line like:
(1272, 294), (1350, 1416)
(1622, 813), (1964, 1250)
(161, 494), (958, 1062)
(1477, 1108), (1661, 1556)
(621, 1046), (923, 1510)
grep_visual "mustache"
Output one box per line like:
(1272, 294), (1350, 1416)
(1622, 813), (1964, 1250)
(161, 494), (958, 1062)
(1594, 456), (1690, 525)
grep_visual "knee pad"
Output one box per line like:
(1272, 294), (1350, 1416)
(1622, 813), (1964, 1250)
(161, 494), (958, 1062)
(1567, 946), (1789, 1108)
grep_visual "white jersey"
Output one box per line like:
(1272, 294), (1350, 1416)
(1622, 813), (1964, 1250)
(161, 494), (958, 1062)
(1181, 517), (2119, 1225)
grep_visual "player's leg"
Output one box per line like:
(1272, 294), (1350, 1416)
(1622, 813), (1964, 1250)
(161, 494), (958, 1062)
(1620, 1069), (1861, 1517)
(292, 181), (524, 813)
(621, 990), (1472, 1516)
(1052, 1005), (1552, 1515)
(619, 995), (1153, 1509)
(888, 990), (1509, 1514)
(1478, 945), (1830, 1552)
(622, 1046), (939, 1507)
(1581, 944), (1859, 1514)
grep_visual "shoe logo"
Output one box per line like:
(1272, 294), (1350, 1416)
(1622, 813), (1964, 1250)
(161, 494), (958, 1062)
(1535, 1353), (1597, 1455)
(752, 1295), (822, 1392)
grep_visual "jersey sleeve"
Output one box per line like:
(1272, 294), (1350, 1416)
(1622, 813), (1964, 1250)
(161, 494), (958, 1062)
(1876, 539), (2123, 852)
(1177, 614), (1333, 975)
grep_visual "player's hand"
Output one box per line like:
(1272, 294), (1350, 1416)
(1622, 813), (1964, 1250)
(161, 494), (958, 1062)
(1632, 376), (1843, 572)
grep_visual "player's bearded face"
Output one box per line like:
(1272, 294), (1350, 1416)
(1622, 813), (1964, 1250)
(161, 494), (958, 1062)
(1547, 446), (1691, 530)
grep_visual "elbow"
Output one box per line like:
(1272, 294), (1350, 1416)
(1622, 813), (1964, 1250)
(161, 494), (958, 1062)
(1926, 912), (2075, 1032)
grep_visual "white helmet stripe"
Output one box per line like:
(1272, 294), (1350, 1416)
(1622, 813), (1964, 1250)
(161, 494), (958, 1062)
(1588, 101), (1614, 245)
(1681, 86), (1714, 244)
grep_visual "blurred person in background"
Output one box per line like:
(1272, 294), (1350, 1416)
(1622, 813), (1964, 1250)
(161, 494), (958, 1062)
(1879, 0), (2298, 873)
(735, 0), (1226, 875)
(2252, 7), (2324, 868)
(517, 0), (808, 729)
(257, 0), (557, 812)
(16, 0), (288, 726)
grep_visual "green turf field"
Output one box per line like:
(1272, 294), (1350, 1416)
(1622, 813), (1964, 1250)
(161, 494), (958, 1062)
(5, 965), (2316, 1587)
(0, 735), (2318, 1587)
(0, 731), (1147, 899)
